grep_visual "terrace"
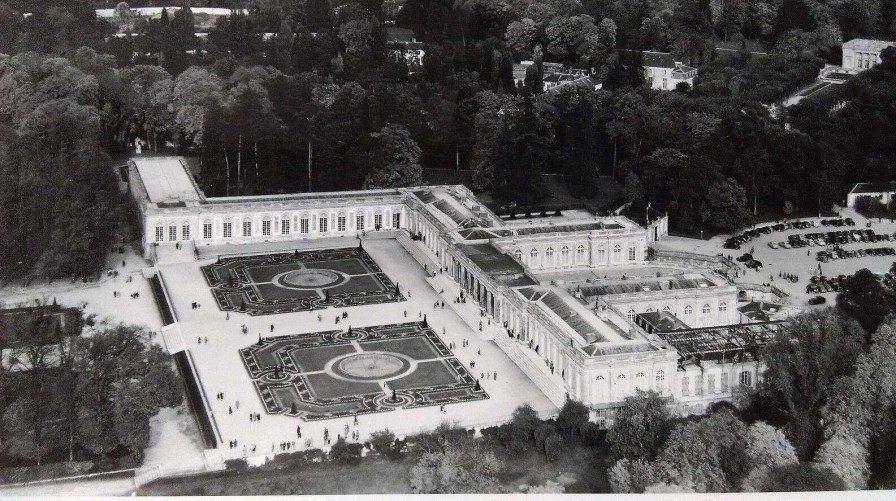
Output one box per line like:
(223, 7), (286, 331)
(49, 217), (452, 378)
(656, 321), (783, 361)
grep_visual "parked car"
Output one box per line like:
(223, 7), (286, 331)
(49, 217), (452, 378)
(781, 242), (791, 249)
(746, 260), (763, 271)
(736, 253), (753, 262)
(808, 296), (827, 305)
(768, 241), (779, 249)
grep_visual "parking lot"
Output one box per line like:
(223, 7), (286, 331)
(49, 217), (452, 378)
(654, 208), (896, 306)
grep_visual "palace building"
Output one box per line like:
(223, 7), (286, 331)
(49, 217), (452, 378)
(129, 157), (774, 426)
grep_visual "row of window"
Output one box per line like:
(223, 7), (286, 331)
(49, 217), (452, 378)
(681, 371), (751, 396)
(155, 213), (397, 242)
(626, 302), (727, 321)
(513, 244), (638, 266)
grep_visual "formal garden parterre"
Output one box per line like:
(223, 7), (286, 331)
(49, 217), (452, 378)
(238, 321), (488, 421)
(201, 247), (405, 315)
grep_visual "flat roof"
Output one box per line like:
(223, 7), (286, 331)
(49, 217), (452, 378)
(133, 157), (202, 204)
(457, 244), (536, 287)
(581, 274), (719, 296)
(850, 181), (896, 194)
(842, 39), (896, 51)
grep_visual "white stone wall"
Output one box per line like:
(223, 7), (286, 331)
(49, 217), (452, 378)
(143, 204), (407, 252)
(497, 231), (648, 271)
(600, 287), (739, 328)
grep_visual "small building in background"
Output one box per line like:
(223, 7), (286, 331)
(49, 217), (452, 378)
(384, 27), (425, 72)
(842, 39), (896, 72)
(640, 51), (698, 90)
(847, 181), (896, 208)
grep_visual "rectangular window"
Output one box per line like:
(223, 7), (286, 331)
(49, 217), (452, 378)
(681, 376), (690, 396)
(169, 225), (177, 241)
(721, 373), (729, 393)
(281, 218), (290, 235)
(374, 214), (383, 229)
(262, 220), (271, 236)
(155, 227), (164, 242)
(356, 214), (365, 230)
(662, 78), (667, 89)
(203, 223), (212, 239)
(628, 247), (636, 261)
(598, 248), (605, 262)
(694, 374), (703, 395)
(392, 212), (400, 228)
(707, 374), (716, 394)
(242, 220), (252, 237)
(337, 216), (346, 232)
(319, 217), (328, 233)
(300, 218), (309, 234)
(223, 222), (233, 238)
(182, 224), (190, 240)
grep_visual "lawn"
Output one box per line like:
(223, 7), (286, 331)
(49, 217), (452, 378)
(359, 337), (441, 360)
(389, 360), (458, 391)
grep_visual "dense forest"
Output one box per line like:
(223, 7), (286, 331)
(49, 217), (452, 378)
(1, 0), (896, 278)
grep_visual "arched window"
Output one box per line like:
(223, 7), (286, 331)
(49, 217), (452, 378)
(684, 305), (693, 316)
(561, 246), (569, 264)
(261, 216), (272, 236)
(662, 305), (671, 312)
(635, 372), (645, 389)
(655, 370), (665, 382)
(576, 245), (586, 263)
(617, 374), (626, 379)
(646, 306), (656, 313)
(627, 309), (636, 321)
(596, 375), (604, 380)
(530, 248), (538, 262)
(546, 247), (554, 262)
(702, 304), (711, 314)
(613, 244), (622, 259)
(513, 249), (522, 261)
(740, 371), (752, 387)
(719, 302), (727, 312)
(202, 219), (213, 239)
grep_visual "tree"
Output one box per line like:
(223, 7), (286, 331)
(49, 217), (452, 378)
(758, 309), (866, 460)
(556, 398), (589, 436)
(836, 269), (896, 334)
(650, 409), (749, 492)
(73, 322), (182, 455)
(699, 177), (751, 232)
(409, 434), (503, 493)
(504, 18), (537, 56)
(623, 171), (644, 202)
(507, 403), (541, 450)
(363, 124), (423, 189)
(608, 458), (658, 493)
(813, 428), (869, 489)
(748, 463), (846, 492)
(172, 66), (224, 147)
(370, 428), (404, 459)
(607, 390), (670, 462)
(330, 436), (363, 464)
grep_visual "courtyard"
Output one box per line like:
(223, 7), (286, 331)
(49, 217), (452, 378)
(238, 321), (486, 421)
(159, 238), (558, 460)
(202, 246), (404, 315)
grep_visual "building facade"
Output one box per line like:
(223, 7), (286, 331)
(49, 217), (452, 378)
(842, 39), (896, 72)
(130, 157), (772, 425)
(641, 51), (698, 90)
